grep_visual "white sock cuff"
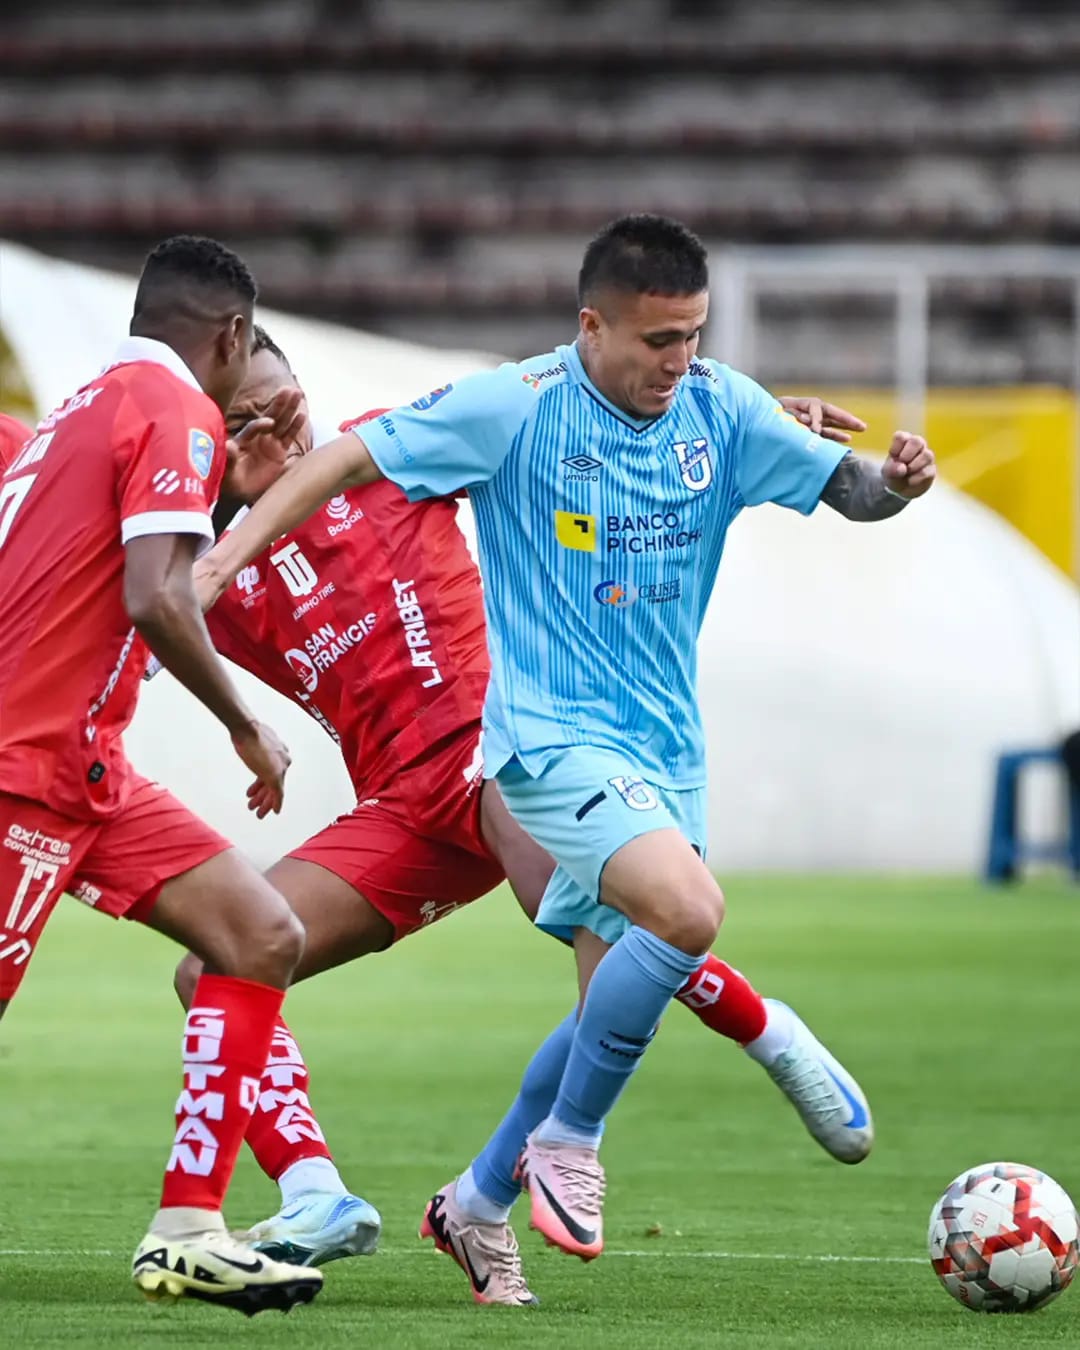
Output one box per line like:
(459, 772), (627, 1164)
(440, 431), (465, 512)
(278, 1156), (347, 1207)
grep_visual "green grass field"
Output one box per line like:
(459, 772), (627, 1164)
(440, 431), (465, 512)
(3, 874), (1079, 1348)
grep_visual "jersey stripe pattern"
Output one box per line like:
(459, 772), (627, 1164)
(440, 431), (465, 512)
(362, 343), (846, 790)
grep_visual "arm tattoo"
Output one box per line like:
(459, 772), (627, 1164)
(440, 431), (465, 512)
(820, 452), (908, 522)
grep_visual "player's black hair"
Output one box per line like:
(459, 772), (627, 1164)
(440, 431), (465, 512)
(130, 235), (257, 333)
(577, 214), (708, 307)
(252, 323), (292, 370)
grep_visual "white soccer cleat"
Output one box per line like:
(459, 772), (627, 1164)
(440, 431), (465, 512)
(131, 1227), (322, 1316)
(761, 999), (873, 1164)
(244, 1191), (381, 1267)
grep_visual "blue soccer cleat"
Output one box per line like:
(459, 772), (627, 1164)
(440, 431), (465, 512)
(244, 1192), (382, 1267)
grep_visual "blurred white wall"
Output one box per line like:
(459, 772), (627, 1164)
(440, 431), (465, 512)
(2, 240), (1077, 871)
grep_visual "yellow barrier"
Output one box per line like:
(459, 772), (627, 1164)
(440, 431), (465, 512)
(781, 387), (1079, 580)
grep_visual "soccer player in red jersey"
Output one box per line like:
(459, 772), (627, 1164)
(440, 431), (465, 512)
(172, 328), (872, 1298)
(0, 413), (33, 470)
(0, 239), (322, 1315)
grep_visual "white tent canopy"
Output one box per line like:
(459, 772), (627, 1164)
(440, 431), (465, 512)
(2, 240), (1077, 870)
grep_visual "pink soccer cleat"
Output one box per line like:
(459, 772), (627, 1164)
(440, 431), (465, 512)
(419, 1180), (538, 1306)
(516, 1137), (605, 1261)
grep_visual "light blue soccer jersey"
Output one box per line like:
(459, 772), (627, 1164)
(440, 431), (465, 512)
(360, 342), (846, 789)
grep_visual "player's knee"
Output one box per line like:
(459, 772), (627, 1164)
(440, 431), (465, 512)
(173, 951), (203, 1009)
(254, 907), (306, 985)
(644, 884), (725, 955)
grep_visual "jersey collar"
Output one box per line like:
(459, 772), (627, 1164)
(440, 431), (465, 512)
(564, 340), (664, 433)
(106, 336), (203, 394)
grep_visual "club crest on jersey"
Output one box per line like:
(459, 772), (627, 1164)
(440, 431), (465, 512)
(188, 429), (215, 480)
(672, 438), (713, 493)
(410, 385), (453, 411)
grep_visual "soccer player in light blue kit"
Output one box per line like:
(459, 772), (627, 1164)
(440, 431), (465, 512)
(201, 215), (937, 1305)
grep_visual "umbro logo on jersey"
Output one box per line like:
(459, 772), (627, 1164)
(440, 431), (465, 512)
(152, 468), (180, 496)
(553, 510), (596, 552)
(563, 454), (603, 482)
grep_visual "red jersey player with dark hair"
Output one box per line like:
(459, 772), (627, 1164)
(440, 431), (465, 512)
(0, 240), (322, 1316)
(172, 329), (873, 1303)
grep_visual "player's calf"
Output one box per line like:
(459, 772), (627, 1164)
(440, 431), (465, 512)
(676, 953), (767, 1043)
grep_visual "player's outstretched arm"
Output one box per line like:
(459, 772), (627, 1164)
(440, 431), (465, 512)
(820, 432), (936, 521)
(197, 431), (382, 609)
(125, 532), (291, 814)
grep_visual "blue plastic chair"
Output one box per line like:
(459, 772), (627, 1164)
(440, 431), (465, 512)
(985, 747), (1080, 882)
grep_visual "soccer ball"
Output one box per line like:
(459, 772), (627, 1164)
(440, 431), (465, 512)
(928, 1162), (1080, 1312)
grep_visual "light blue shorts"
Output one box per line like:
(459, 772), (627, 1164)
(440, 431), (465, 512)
(496, 746), (707, 946)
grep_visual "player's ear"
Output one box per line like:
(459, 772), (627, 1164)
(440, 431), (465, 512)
(579, 306), (602, 344)
(218, 313), (247, 365)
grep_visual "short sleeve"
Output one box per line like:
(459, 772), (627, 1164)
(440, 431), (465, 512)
(728, 369), (847, 514)
(117, 380), (226, 554)
(358, 364), (537, 501)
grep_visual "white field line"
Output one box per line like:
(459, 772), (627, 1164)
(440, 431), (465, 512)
(0, 1247), (926, 1265)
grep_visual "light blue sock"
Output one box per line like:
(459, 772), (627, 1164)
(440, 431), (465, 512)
(537, 927), (705, 1142)
(467, 1009), (577, 1212)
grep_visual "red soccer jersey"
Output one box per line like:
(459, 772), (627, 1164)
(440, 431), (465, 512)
(0, 339), (226, 820)
(0, 414), (33, 471)
(207, 454), (489, 800)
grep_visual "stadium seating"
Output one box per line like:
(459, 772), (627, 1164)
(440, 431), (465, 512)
(1, 0), (1078, 377)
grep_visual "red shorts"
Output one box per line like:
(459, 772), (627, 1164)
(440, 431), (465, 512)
(0, 775), (230, 1002)
(289, 724), (506, 942)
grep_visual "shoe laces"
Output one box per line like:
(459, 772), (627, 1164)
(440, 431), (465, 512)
(470, 1221), (533, 1299)
(549, 1152), (607, 1219)
(769, 1050), (843, 1119)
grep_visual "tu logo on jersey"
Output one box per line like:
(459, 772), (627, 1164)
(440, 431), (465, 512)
(270, 542), (318, 598)
(672, 438), (713, 493)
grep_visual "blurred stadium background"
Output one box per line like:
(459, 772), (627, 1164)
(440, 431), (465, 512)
(0, 1), (1077, 868)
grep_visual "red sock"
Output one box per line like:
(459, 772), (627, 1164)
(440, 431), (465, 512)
(676, 953), (768, 1045)
(243, 1017), (333, 1182)
(160, 974), (283, 1211)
